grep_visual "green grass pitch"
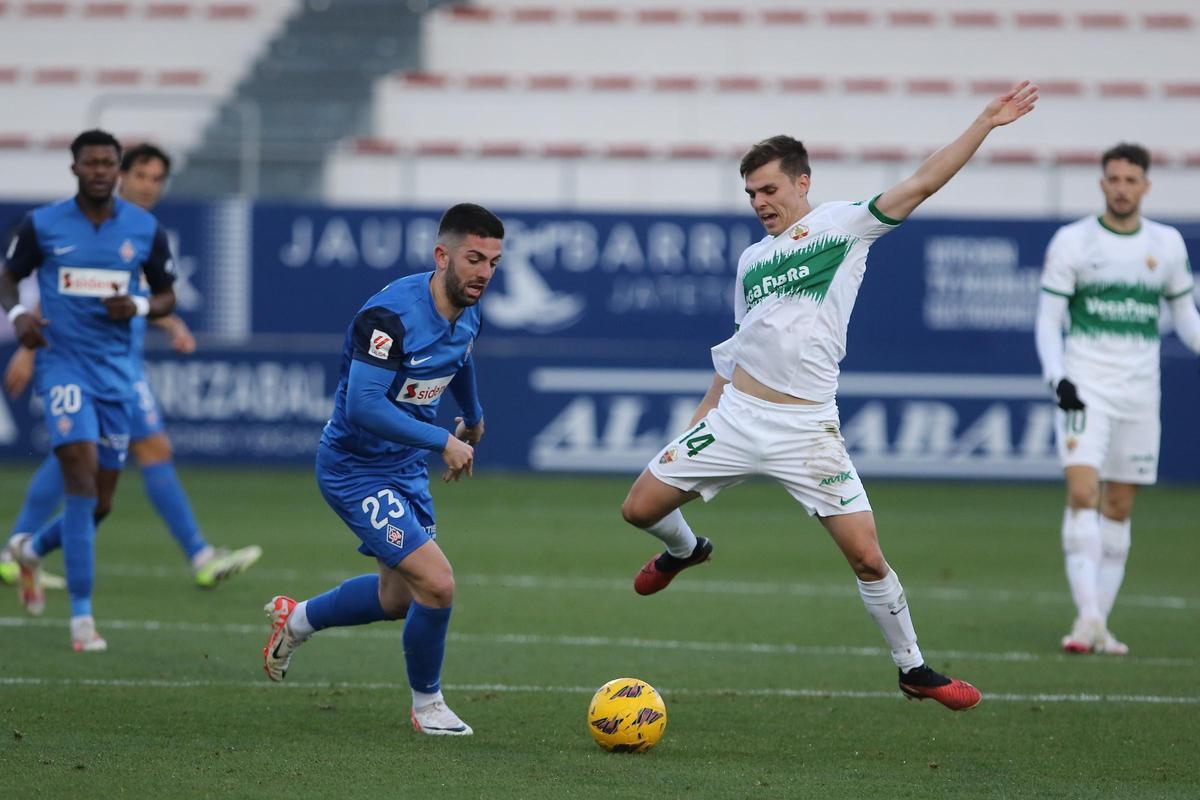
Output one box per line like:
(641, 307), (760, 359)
(1, 465), (1198, 799)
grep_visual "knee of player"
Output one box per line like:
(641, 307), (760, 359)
(1066, 486), (1099, 510)
(620, 494), (655, 529)
(850, 554), (888, 582)
(421, 572), (456, 608)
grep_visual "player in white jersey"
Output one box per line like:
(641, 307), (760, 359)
(619, 81), (1039, 711)
(1035, 143), (1200, 656)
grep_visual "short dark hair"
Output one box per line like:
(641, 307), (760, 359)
(438, 203), (504, 241)
(1102, 142), (1150, 173)
(70, 129), (122, 162)
(740, 135), (811, 179)
(121, 143), (172, 176)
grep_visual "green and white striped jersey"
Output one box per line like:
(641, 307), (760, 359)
(1041, 215), (1194, 417)
(711, 196), (900, 402)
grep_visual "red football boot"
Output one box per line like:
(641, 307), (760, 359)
(633, 537), (713, 596)
(898, 664), (982, 711)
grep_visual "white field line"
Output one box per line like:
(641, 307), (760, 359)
(1, 615), (1197, 669)
(88, 564), (1199, 611)
(0, 675), (1195, 706)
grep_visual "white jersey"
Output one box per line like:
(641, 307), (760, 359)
(1040, 215), (1194, 418)
(711, 197), (900, 401)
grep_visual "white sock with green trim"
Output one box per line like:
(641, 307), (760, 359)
(857, 567), (923, 671)
(644, 509), (698, 558)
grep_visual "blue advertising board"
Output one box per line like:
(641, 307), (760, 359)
(1, 199), (1197, 481)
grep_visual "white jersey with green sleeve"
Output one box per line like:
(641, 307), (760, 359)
(711, 196), (901, 401)
(1040, 215), (1194, 418)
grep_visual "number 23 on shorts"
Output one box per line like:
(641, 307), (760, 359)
(361, 488), (405, 530)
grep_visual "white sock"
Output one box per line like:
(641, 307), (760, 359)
(1097, 515), (1131, 623)
(19, 537), (39, 564)
(412, 689), (444, 710)
(190, 545), (215, 570)
(288, 600), (315, 638)
(857, 567), (923, 671)
(644, 509), (698, 558)
(1062, 507), (1102, 622)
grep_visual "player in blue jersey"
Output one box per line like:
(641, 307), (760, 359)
(0, 143), (261, 592)
(262, 203), (502, 736)
(0, 130), (177, 651)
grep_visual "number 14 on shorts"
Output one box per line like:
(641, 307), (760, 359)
(678, 421), (715, 457)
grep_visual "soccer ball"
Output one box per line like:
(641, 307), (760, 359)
(586, 677), (667, 753)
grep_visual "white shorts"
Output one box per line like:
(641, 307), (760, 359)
(1055, 407), (1160, 485)
(647, 384), (871, 517)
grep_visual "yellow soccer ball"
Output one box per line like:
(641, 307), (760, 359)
(586, 677), (667, 753)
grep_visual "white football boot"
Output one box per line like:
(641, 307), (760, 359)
(1094, 628), (1129, 655)
(263, 595), (308, 681)
(411, 701), (473, 736)
(7, 533), (45, 616)
(1061, 617), (1103, 654)
(70, 615), (108, 653)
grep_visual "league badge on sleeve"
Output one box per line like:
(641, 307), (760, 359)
(369, 329), (394, 360)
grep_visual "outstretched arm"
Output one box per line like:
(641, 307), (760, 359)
(874, 81), (1038, 222)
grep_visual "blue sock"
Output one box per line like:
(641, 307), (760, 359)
(304, 574), (391, 630)
(31, 514), (64, 558)
(403, 601), (452, 695)
(61, 495), (98, 618)
(141, 461), (209, 561)
(11, 455), (64, 536)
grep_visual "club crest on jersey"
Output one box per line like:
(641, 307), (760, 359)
(57, 416), (73, 435)
(1146, 255), (1157, 271)
(789, 223), (810, 241)
(368, 329), (393, 360)
(386, 525), (404, 548)
(658, 445), (678, 465)
(119, 239), (136, 263)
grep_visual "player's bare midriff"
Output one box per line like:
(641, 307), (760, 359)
(731, 364), (820, 405)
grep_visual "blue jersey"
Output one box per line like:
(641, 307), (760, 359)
(320, 271), (483, 473)
(3, 197), (175, 401)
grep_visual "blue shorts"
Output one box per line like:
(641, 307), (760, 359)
(315, 443), (437, 568)
(39, 375), (133, 470)
(130, 379), (166, 441)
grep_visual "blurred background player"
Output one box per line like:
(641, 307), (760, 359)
(261, 203), (501, 736)
(0, 129), (177, 651)
(621, 82), (1040, 712)
(0, 143), (261, 592)
(1035, 143), (1200, 655)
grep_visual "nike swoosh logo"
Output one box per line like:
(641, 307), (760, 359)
(889, 604), (907, 616)
(54, 245), (77, 255)
(839, 494), (862, 506)
(409, 355), (432, 366)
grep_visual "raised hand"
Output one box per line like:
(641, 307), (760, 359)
(982, 80), (1038, 128)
